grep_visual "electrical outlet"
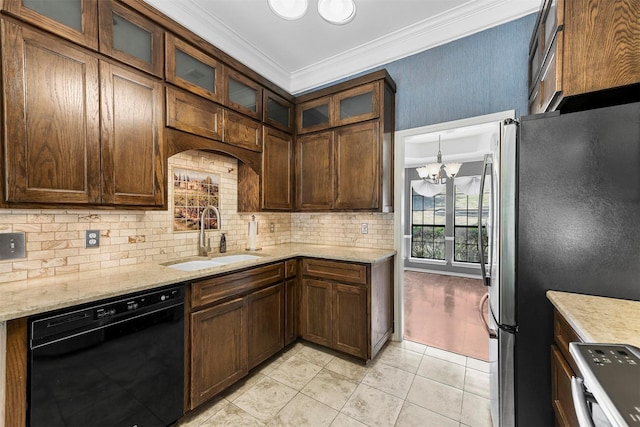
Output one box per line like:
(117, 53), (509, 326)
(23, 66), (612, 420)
(85, 230), (100, 248)
(269, 223), (275, 233)
(360, 223), (368, 234)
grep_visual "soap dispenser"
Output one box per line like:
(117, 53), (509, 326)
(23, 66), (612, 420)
(219, 233), (226, 253)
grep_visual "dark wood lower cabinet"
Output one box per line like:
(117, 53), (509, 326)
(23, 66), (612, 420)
(190, 297), (248, 409)
(332, 283), (367, 359)
(247, 283), (284, 369)
(301, 257), (393, 361)
(302, 278), (333, 348)
(284, 277), (299, 346)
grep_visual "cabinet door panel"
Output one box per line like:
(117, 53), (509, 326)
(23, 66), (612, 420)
(551, 345), (579, 427)
(301, 278), (332, 347)
(224, 110), (262, 152)
(2, 22), (101, 204)
(6, 0), (98, 49)
(98, 1), (163, 77)
(166, 87), (224, 141)
(100, 62), (164, 206)
(247, 283), (285, 368)
(226, 70), (262, 119)
(297, 96), (331, 134)
(296, 131), (333, 210)
(264, 90), (293, 132)
(332, 283), (367, 358)
(334, 122), (380, 210)
(334, 82), (380, 127)
(166, 33), (224, 103)
(262, 127), (293, 210)
(191, 298), (248, 409)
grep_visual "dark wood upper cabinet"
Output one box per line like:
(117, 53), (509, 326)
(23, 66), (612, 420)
(333, 82), (380, 127)
(264, 90), (294, 133)
(529, 0), (640, 113)
(296, 131), (334, 210)
(100, 61), (164, 207)
(225, 69), (263, 120)
(98, 1), (163, 77)
(2, 21), (101, 204)
(334, 122), (380, 210)
(294, 71), (395, 213)
(165, 32), (225, 103)
(4, 0), (99, 49)
(297, 96), (332, 134)
(262, 127), (293, 210)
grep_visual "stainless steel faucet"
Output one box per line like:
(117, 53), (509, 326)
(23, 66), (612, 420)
(199, 205), (221, 256)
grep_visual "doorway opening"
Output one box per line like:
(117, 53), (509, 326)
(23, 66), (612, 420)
(393, 110), (514, 361)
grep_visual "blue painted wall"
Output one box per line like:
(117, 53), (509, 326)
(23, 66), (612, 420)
(347, 13), (537, 130)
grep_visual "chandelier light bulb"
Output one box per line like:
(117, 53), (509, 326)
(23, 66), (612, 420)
(268, 0), (308, 20)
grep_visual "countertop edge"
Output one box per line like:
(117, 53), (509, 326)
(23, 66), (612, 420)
(547, 290), (640, 348)
(0, 244), (396, 321)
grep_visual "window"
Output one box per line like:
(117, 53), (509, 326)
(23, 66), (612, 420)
(411, 189), (446, 260)
(454, 181), (489, 263)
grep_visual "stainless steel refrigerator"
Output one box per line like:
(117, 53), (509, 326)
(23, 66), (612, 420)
(479, 101), (640, 427)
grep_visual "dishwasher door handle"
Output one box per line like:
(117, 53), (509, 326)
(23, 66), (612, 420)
(571, 376), (596, 427)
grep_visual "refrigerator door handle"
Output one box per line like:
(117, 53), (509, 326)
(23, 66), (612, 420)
(478, 154), (493, 287)
(479, 293), (497, 339)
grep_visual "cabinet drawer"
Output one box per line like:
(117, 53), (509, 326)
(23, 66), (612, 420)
(302, 258), (367, 285)
(166, 87), (224, 140)
(285, 258), (297, 278)
(551, 345), (579, 427)
(192, 263), (284, 308)
(553, 309), (582, 373)
(224, 110), (262, 152)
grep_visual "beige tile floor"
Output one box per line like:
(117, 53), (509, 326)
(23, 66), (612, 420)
(178, 340), (492, 427)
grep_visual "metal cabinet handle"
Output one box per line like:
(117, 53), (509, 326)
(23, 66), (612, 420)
(479, 293), (497, 339)
(571, 376), (595, 427)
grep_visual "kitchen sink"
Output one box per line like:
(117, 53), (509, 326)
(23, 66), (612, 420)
(164, 254), (262, 271)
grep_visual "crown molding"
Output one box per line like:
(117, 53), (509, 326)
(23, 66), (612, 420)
(290, 0), (540, 93)
(145, 0), (539, 94)
(145, 0), (293, 90)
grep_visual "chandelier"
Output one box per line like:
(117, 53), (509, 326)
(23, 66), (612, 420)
(416, 136), (462, 184)
(267, 0), (357, 25)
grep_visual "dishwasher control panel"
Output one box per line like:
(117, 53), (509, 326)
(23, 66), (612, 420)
(570, 343), (640, 425)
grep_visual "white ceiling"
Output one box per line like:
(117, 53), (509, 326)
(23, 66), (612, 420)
(144, 0), (541, 94)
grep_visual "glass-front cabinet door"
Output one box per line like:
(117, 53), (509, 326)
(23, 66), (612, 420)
(263, 90), (293, 133)
(297, 96), (331, 134)
(5, 0), (99, 48)
(225, 70), (262, 119)
(98, 1), (163, 77)
(333, 82), (380, 127)
(165, 33), (224, 103)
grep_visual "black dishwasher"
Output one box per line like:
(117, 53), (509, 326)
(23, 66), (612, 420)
(28, 285), (185, 427)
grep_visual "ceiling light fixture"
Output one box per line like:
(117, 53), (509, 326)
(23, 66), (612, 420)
(317, 0), (356, 25)
(416, 136), (462, 184)
(267, 0), (308, 20)
(267, 0), (356, 25)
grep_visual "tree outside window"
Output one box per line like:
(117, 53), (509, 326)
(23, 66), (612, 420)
(411, 189), (446, 260)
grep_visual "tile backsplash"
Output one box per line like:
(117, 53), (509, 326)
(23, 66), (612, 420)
(0, 151), (393, 284)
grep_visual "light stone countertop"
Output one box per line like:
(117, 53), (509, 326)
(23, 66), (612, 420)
(547, 290), (640, 348)
(0, 243), (395, 321)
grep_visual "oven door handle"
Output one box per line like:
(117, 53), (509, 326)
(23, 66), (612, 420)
(571, 376), (596, 427)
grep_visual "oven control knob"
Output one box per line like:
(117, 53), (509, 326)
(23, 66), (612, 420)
(161, 295), (167, 301)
